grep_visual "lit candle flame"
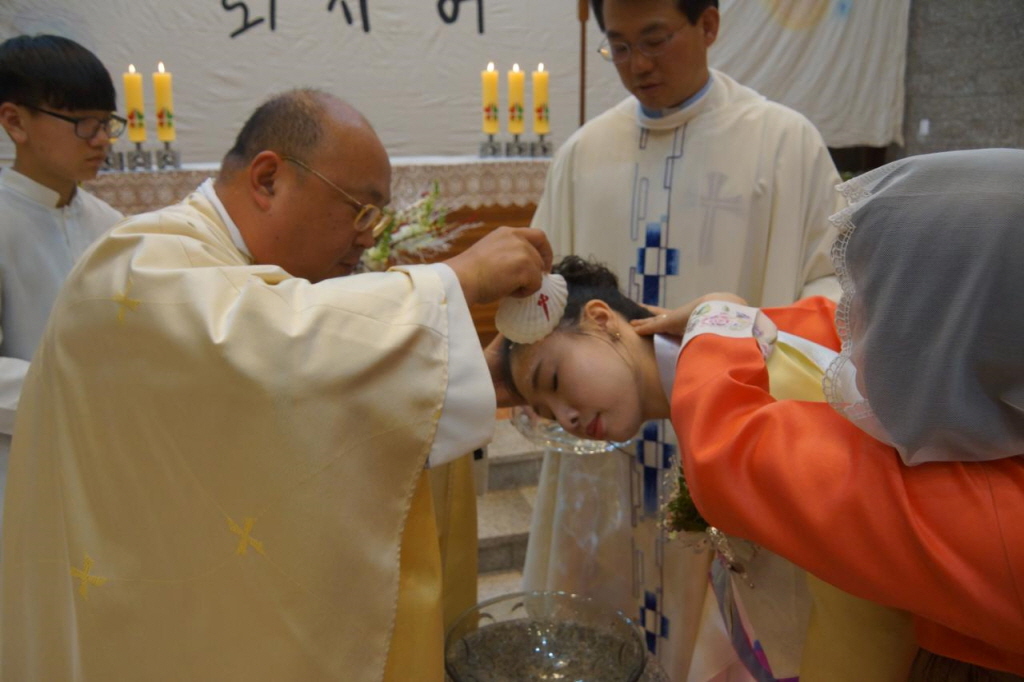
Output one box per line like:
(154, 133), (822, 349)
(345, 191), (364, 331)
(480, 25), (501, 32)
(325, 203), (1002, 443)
(487, 61), (495, 72)
(158, 61), (166, 73)
(513, 63), (520, 73)
(538, 63), (545, 72)
(128, 64), (136, 74)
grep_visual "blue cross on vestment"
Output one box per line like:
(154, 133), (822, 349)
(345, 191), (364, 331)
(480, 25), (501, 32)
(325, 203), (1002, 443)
(629, 127), (684, 307)
(635, 220), (680, 306)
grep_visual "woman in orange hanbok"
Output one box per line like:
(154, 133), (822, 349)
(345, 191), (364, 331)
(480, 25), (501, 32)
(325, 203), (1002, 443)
(501, 149), (1024, 680)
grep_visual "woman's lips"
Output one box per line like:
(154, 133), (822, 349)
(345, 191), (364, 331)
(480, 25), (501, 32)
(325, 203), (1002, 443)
(586, 416), (604, 440)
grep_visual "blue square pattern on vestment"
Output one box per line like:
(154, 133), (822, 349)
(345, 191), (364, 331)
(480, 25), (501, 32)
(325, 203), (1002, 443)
(645, 221), (663, 247)
(640, 589), (670, 654)
(642, 275), (661, 307)
(635, 234), (679, 307)
(636, 422), (676, 516)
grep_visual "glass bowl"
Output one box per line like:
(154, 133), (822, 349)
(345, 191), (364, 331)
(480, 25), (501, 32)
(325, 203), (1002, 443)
(509, 406), (631, 456)
(444, 590), (647, 682)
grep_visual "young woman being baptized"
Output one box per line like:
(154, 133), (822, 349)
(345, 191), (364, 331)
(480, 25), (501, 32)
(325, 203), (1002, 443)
(502, 149), (1024, 681)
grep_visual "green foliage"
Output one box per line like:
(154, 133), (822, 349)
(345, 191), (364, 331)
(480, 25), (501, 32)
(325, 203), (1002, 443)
(663, 472), (708, 534)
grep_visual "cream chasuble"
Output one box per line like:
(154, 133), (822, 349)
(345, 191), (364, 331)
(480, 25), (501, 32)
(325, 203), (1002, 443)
(0, 190), (486, 681)
(527, 70), (844, 681)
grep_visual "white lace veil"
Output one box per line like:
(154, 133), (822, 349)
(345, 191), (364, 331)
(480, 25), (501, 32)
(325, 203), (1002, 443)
(823, 148), (1024, 465)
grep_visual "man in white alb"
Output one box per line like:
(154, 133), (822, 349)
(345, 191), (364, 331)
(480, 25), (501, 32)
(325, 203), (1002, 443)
(526, 1), (844, 679)
(0, 34), (124, 533)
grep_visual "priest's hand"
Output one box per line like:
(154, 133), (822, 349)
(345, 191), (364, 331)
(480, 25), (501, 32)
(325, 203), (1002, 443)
(631, 292), (747, 337)
(445, 226), (553, 306)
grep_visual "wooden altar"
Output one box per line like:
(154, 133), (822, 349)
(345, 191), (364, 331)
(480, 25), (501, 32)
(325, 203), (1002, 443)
(84, 156), (551, 344)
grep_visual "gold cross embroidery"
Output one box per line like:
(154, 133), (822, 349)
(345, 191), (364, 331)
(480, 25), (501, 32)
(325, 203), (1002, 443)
(227, 517), (265, 556)
(70, 553), (107, 599)
(112, 277), (141, 323)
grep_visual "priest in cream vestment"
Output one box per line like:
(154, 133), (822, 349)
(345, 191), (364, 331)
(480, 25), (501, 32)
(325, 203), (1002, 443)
(524, 2), (845, 679)
(0, 90), (551, 682)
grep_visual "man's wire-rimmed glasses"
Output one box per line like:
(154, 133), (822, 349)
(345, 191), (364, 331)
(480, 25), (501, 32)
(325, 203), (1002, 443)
(597, 28), (680, 64)
(282, 156), (390, 238)
(23, 104), (127, 139)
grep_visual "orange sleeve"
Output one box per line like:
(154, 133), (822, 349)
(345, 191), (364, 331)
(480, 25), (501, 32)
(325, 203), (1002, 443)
(671, 303), (1024, 670)
(761, 296), (841, 351)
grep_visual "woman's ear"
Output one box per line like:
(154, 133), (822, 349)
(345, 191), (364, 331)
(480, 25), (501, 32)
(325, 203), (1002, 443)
(581, 299), (617, 333)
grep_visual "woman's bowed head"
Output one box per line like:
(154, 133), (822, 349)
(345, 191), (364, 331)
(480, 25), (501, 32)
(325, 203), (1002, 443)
(506, 150), (1024, 466)
(501, 255), (742, 443)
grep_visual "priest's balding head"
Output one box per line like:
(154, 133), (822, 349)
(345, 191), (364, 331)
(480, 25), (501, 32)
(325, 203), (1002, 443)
(216, 88), (391, 282)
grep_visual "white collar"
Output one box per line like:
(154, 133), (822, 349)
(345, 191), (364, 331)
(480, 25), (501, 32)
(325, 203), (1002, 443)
(653, 333), (682, 403)
(636, 74), (714, 131)
(0, 166), (67, 209)
(197, 178), (252, 259)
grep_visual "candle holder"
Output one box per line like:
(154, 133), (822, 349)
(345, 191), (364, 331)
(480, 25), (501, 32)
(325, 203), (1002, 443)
(126, 142), (153, 171)
(529, 135), (553, 157)
(101, 147), (125, 172)
(479, 134), (502, 157)
(156, 141), (182, 170)
(505, 134), (529, 157)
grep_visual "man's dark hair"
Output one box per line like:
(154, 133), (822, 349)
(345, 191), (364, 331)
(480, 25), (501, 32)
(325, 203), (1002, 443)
(0, 34), (116, 112)
(590, 0), (718, 32)
(220, 88), (329, 173)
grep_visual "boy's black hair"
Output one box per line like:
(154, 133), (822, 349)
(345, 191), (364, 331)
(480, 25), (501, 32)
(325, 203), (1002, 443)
(0, 34), (116, 112)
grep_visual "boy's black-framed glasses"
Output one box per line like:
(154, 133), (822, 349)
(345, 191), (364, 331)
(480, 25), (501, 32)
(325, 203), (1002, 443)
(23, 104), (128, 140)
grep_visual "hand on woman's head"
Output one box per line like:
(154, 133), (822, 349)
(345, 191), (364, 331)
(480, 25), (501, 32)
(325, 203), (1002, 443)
(630, 292), (747, 337)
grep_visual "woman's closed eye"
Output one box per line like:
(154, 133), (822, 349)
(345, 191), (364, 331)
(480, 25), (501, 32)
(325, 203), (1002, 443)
(532, 404), (555, 421)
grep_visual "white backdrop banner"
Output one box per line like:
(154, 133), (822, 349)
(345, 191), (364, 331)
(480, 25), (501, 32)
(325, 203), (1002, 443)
(711, 0), (910, 148)
(1, 1), (907, 164)
(0, 1), (623, 163)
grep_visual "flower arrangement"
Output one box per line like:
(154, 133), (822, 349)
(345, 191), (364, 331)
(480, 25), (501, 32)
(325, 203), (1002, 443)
(663, 471), (709, 536)
(359, 182), (480, 272)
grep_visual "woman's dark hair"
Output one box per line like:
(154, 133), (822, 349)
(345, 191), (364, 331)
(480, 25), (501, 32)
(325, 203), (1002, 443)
(554, 255), (653, 329)
(500, 256), (654, 400)
(0, 35), (116, 112)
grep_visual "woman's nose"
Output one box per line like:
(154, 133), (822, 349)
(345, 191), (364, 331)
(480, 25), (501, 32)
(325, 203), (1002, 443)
(553, 403), (582, 435)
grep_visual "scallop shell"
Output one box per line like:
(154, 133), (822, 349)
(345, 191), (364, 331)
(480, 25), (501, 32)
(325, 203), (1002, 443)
(495, 274), (568, 344)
